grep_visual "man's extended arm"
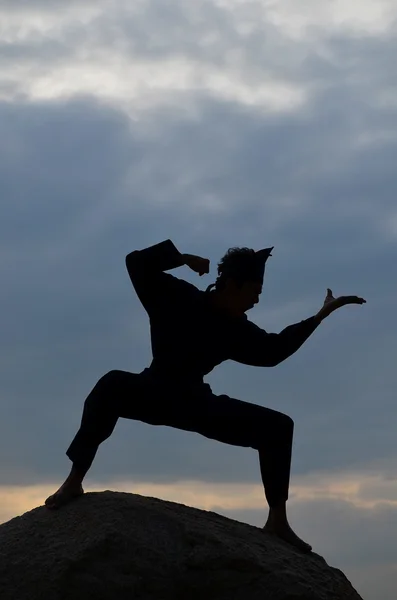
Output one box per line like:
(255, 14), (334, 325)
(229, 288), (366, 368)
(229, 316), (319, 367)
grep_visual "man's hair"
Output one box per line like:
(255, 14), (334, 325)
(214, 247), (258, 290)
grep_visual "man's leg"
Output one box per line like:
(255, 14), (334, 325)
(45, 370), (160, 508)
(256, 416), (312, 552)
(173, 392), (311, 552)
(45, 376), (310, 551)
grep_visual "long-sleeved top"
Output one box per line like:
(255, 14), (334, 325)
(125, 239), (319, 388)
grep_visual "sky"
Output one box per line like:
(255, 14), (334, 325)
(1, 1), (397, 597)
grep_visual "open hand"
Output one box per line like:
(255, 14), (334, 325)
(183, 253), (210, 276)
(316, 288), (366, 322)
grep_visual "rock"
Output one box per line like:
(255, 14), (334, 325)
(0, 491), (363, 600)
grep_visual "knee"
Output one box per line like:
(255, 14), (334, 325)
(84, 370), (128, 409)
(101, 370), (127, 385)
(277, 412), (294, 433)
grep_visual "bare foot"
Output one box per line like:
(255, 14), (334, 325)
(45, 482), (84, 510)
(263, 521), (312, 553)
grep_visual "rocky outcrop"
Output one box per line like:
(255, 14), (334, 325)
(0, 491), (363, 599)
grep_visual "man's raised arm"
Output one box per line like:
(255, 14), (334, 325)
(125, 239), (186, 279)
(126, 239), (210, 279)
(125, 239), (210, 315)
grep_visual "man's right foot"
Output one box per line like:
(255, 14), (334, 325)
(45, 482), (84, 509)
(263, 520), (312, 553)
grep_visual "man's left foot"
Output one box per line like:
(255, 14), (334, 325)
(263, 521), (312, 553)
(45, 482), (84, 510)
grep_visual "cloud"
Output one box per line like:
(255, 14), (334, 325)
(0, 72), (396, 485)
(1, 0), (396, 116)
(0, 6), (397, 599)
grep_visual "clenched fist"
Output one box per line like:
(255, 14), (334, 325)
(182, 253), (210, 276)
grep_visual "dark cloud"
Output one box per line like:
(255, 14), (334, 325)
(1, 5), (397, 598)
(0, 0), (396, 495)
(1, 0), (90, 10)
(0, 87), (396, 488)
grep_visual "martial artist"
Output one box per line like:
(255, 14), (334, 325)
(45, 239), (366, 552)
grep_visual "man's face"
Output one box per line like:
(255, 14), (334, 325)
(228, 279), (263, 313)
(240, 280), (263, 311)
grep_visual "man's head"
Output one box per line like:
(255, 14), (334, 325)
(208, 246), (273, 315)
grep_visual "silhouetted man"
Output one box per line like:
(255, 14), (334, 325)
(45, 239), (366, 552)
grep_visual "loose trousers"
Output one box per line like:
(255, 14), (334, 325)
(66, 370), (294, 507)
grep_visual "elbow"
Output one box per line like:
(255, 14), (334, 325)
(267, 358), (282, 368)
(125, 251), (141, 280)
(125, 250), (138, 269)
(266, 353), (285, 368)
(256, 356), (281, 368)
(125, 250), (137, 264)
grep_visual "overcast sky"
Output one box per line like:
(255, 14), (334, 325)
(1, 1), (397, 598)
